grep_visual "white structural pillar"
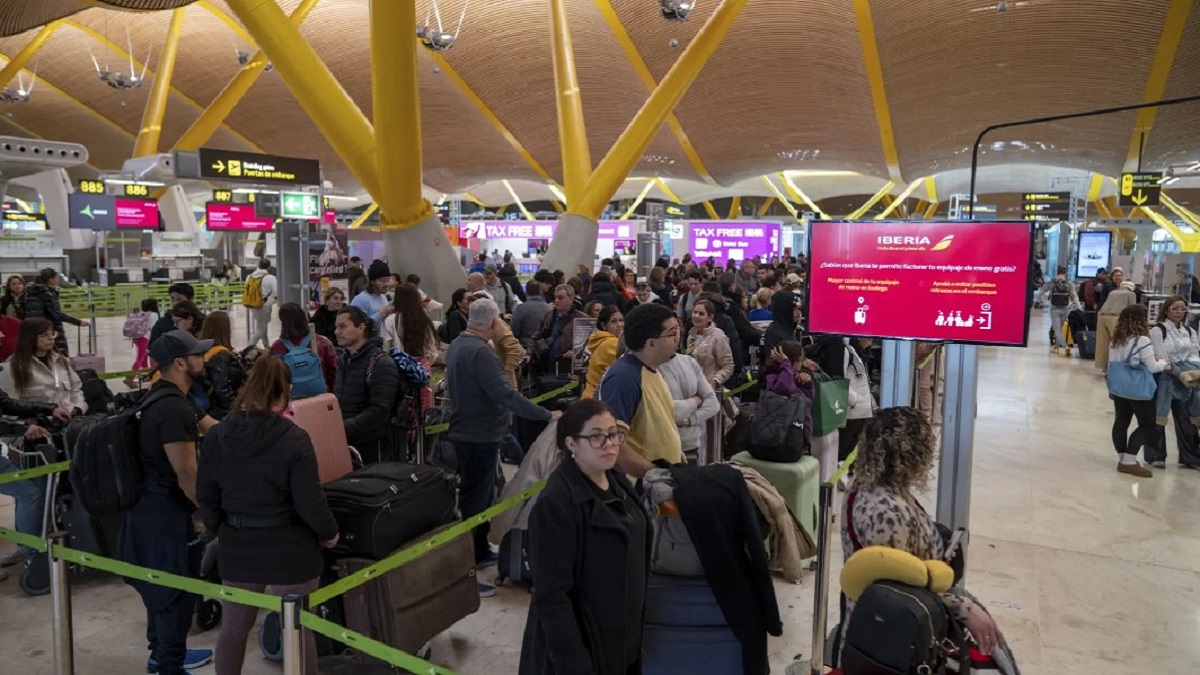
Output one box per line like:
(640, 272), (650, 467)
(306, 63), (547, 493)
(12, 169), (93, 250)
(538, 212), (598, 274)
(385, 211), (469, 306)
(879, 339), (916, 408)
(158, 184), (201, 235)
(936, 343), (979, 531)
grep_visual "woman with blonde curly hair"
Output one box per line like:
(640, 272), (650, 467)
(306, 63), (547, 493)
(834, 407), (1005, 665)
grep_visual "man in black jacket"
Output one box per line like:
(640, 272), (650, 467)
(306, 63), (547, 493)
(333, 307), (399, 464)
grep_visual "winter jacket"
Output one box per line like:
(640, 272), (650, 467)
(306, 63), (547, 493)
(439, 308), (468, 344)
(511, 296), (553, 350)
(708, 300), (745, 377)
(584, 279), (622, 310)
(445, 332), (550, 443)
(843, 341), (874, 420)
(0, 292), (23, 319)
(493, 320), (527, 389)
(202, 347), (238, 420)
(760, 291), (801, 366)
(730, 464), (816, 583)
(500, 264), (527, 302)
(269, 334), (338, 393)
(23, 283), (82, 354)
(582, 329), (620, 398)
(485, 280), (516, 315)
(0, 353), (86, 414)
(310, 306), (338, 344)
(197, 411), (339, 585)
(333, 337), (399, 449)
(723, 289), (762, 352)
(686, 325), (734, 387)
(519, 458), (651, 675)
(658, 353), (720, 451)
(532, 309), (587, 375)
(489, 421), (560, 547)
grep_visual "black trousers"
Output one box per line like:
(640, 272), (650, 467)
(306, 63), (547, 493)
(1145, 396), (1200, 466)
(1111, 396), (1155, 458)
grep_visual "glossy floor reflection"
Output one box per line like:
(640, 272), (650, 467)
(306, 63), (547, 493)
(2, 309), (1198, 674)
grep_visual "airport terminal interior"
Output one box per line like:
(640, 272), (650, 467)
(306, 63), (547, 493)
(0, 0), (1197, 674)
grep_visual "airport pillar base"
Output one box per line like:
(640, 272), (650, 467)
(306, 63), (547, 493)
(384, 212), (466, 307)
(539, 213), (598, 274)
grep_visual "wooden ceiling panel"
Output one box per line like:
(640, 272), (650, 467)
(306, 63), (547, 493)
(874, 0), (1172, 179)
(610, 0), (712, 84)
(0, 0), (194, 38)
(1143, 4), (1200, 173)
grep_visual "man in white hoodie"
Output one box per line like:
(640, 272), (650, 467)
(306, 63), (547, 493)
(246, 259), (277, 348)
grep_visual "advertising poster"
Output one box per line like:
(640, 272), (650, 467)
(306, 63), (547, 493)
(457, 221), (637, 240)
(807, 221), (1033, 346)
(114, 199), (159, 229)
(206, 203), (274, 232)
(1074, 230), (1112, 279)
(572, 318), (597, 374)
(688, 221), (781, 266)
(309, 222), (350, 304)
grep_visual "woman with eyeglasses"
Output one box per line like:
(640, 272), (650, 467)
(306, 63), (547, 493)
(520, 398), (650, 675)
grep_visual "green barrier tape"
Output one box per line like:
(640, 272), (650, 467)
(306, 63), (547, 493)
(300, 610), (458, 675)
(51, 544), (282, 611)
(310, 480), (548, 607)
(917, 345), (942, 370)
(722, 378), (758, 400)
(0, 527), (47, 552)
(98, 369), (152, 381)
(424, 423), (449, 436)
(828, 446), (858, 485)
(422, 380), (580, 437)
(0, 461), (69, 485)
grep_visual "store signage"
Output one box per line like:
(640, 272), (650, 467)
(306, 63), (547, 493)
(197, 148), (322, 186)
(68, 193), (116, 230)
(114, 199), (159, 229)
(212, 189), (234, 203)
(77, 179), (106, 195)
(807, 221), (1033, 347)
(687, 221), (781, 265)
(457, 220), (636, 240)
(206, 203), (274, 232)
(1119, 172), (1161, 207)
(281, 191), (320, 220)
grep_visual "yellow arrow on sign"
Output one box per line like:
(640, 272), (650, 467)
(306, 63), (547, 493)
(1131, 189), (1148, 206)
(212, 160), (226, 173)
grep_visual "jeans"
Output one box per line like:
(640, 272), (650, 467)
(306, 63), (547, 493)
(1049, 306), (1069, 347)
(1146, 395), (1200, 467)
(0, 455), (45, 556)
(1155, 362), (1200, 422)
(452, 440), (500, 563)
(216, 577), (321, 675)
(1112, 395), (1156, 458)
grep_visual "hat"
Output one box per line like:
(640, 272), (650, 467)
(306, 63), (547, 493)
(785, 273), (802, 284)
(149, 330), (213, 368)
(368, 260), (391, 282)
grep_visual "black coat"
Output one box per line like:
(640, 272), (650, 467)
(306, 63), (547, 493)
(500, 265), (527, 302)
(333, 337), (399, 449)
(520, 459), (651, 675)
(24, 283), (81, 353)
(197, 412), (338, 585)
(439, 308), (468, 344)
(670, 464), (782, 675)
(760, 291), (801, 366)
(310, 306), (338, 344)
(584, 280), (622, 310)
(203, 349), (238, 420)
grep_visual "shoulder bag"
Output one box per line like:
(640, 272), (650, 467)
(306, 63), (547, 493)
(1106, 341), (1156, 401)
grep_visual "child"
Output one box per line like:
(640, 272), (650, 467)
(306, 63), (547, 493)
(763, 340), (819, 447)
(127, 298), (159, 371)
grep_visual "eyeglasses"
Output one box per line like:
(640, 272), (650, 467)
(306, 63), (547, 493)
(573, 431), (626, 449)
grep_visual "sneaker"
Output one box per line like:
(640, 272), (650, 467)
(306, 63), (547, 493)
(1151, 461), (1167, 469)
(1117, 462), (1153, 478)
(0, 548), (24, 567)
(477, 582), (496, 598)
(147, 648), (214, 673)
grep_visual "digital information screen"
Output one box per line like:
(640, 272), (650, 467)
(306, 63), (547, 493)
(114, 199), (159, 229)
(1075, 230), (1112, 279)
(206, 203), (274, 232)
(68, 193), (116, 230)
(688, 222), (781, 265)
(807, 221), (1033, 347)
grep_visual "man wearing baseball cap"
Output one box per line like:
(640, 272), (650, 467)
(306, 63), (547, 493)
(117, 330), (219, 674)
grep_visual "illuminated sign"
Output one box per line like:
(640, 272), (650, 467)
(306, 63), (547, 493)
(122, 183), (152, 198)
(1021, 191), (1072, 222)
(212, 189), (233, 203)
(78, 179), (106, 195)
(206, 203), (274, 232)
(688, 221), (781, 265)
(281, 192), (320, 220)
(68, 193), (116, 230)
(1119, 172), (1161, 207)
(198, 148), (321, 186)
(114, 199), (159, 229)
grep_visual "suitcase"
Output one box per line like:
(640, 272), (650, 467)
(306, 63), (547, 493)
(287, 393), (353, 484)
(642, 575), (742, 675)
(339, 523), (481, 653)
(1076, 330), (1096, 360)
(731, 452), (820, 550)
(497, 527), (533, 587)
(323, 462), (459, 560)
(70, 324), (105, 374)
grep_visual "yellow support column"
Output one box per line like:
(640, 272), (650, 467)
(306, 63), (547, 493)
(759, 175), (798, 219)
(503, 180), (536, 222)
(550, 0), (592, 207)
(0, 21), (59, 89)
(224, 0), (383, 207)
(133, 9), (185, 157)
(923, 202), (939, 219)
(727, 196), (742, 219)
(578, 0), (749, 219)
(848, 182), (895, 220)
(702, 201), (720, 219)
(620, 180), (657, 220)
(348, 203), (379, 230)
(875, 178), (923, 220)
(779, 173), (827, 219)
(176, 0), (320, 151)
(1162, 193), (1200, 231)
(758, 197), (776, 217)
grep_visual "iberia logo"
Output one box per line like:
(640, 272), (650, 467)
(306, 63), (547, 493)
(930, 235), (954, 251)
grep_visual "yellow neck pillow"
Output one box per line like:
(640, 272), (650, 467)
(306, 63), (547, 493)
(840, 546), (954, 601)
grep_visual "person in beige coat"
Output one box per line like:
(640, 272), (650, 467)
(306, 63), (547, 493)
(686, 299), (735, 390)
(0, 317), (87, 415)
(1095, 274), (1138, 372)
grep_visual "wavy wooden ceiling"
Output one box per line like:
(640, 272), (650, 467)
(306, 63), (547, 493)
(0, 0), (1194, 197)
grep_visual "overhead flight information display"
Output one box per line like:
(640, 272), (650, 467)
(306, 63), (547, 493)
(807, 220), (1033, 347)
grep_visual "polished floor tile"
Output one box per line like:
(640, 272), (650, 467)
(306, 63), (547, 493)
(2, 309), (1198, 674)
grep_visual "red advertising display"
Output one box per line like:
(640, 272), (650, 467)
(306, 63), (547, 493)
(807, 221), (1033, 346)
(114, 199), (159, 229)
(205, 203), (274, 232)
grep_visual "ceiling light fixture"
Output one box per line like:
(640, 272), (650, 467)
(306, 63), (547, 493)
(660, 0), (695, 21)
(417, 0), (470, 52)
(0, 70), (35, 104)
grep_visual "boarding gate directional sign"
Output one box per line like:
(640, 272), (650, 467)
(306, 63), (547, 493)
(189, 148), (322, 186)
(1119, 172), (1162, 207)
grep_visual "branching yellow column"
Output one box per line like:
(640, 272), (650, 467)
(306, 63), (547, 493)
(0, 21), (58, 90)
(176, 0), (320, 151)
(133, 9), (185, 157)
(550, 0), (592, 207)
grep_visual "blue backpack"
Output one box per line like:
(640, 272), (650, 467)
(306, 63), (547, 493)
(282, 334), (326, 399)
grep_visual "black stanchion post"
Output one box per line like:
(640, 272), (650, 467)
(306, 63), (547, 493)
(281, 593), (303, 675)
(809, 483), (835, 674)
(49, 531), (74, 675)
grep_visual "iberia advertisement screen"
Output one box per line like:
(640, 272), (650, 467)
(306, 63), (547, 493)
(807, 221), (1033, 346)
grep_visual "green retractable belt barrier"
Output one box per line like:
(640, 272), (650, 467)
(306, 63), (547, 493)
(300, 611), (458, 675)
(0, 526), (46, 552)
(0, 460), (69, 485)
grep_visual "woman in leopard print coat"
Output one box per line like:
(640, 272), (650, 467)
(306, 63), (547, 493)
(836, 407), (1006, 661)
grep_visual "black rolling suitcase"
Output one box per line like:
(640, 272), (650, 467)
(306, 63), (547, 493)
(323, 462), (459, 559)
(1076, 330), (1096, 360)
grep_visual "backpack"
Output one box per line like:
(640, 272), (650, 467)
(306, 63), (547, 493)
(642, 468), (705, 576)
(76, 369), (115, 416)
(389, 347), (431, 387)
(1049, 279), (1071, 307)
(123, 311), (151, 338)
(205, 345), (248, 393)
(67, 386), (180, 517)
(747, 390), (810, 462)
(281, 334), (326, 399)
(242, 275), (265, 309)
(842, 580), (954, 675)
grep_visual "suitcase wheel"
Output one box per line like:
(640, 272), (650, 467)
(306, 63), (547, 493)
(258, 611), (283, 661)
(196, 599), (222, 631)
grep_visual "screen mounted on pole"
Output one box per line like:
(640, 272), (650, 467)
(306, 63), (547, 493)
(1074, 230), (1112, 279)
(807, 221), (1033, 347)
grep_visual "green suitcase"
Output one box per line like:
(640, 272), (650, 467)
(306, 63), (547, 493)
(731, 452), (820, 564)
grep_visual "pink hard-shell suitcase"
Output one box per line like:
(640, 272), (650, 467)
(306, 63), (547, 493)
(287, 393), (354, 484)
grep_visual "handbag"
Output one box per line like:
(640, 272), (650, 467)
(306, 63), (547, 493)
(1106, 341), (1157, 401)
(811, 372), (850, 436)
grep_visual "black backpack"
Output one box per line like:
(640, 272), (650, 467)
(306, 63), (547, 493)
(67, 386), (181, 517)
(747, 391), (810, 462)
(76, 369), (115, 415)
(1049, 279), (1071, 307)
(842, 580), (954, 674)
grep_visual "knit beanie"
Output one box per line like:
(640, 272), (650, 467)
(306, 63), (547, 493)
(368, 260), (391, 282)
